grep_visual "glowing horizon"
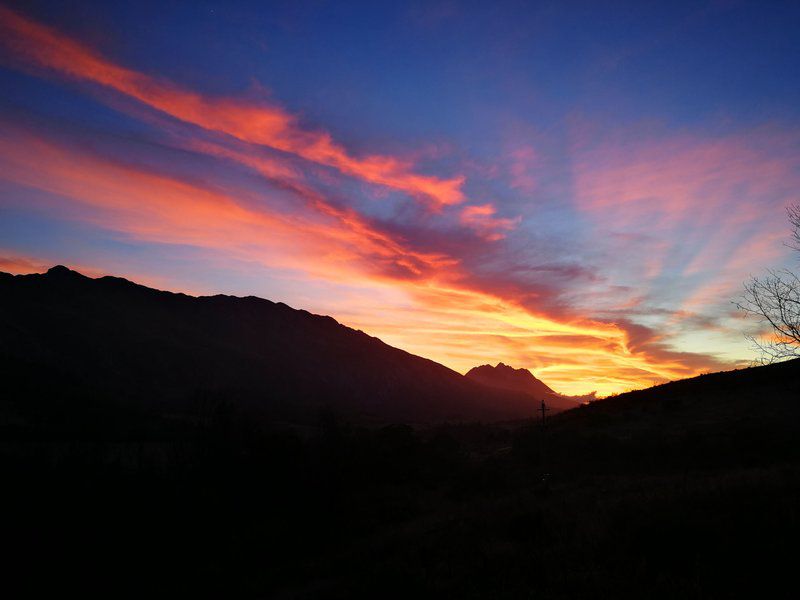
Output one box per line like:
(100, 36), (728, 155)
(2, 2), (799, 396)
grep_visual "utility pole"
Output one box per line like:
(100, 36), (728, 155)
(539, 398), (550, 486)
(539, 398), (549, 430)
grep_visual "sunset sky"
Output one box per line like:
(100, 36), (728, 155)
(1, 1), (799, 395)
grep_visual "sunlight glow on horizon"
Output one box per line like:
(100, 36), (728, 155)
(1, 3), (799, 396)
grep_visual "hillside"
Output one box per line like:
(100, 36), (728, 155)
(512, 358), (800, 473)
(555, 358), (800, 436)
(0, 266), (537, 425)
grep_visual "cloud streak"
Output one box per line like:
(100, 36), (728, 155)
(0, 6), (464, 209)
(0, 120), (725, 395)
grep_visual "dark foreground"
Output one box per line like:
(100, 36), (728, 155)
(2, 359), (799, 598)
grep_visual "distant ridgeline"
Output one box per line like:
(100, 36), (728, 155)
(0, 266), (543, 425)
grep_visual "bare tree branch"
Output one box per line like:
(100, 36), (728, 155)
(789, 204), (800, 253)
(737, 203), (800, 363)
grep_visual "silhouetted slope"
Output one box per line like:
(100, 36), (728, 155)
(557, 358), (800, 433)
(466, 362), (579, 412)
(529, 358), (800, 470)
(0, 266), (536, 423)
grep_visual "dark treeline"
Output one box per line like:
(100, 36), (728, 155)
(3, 359), (800, 599)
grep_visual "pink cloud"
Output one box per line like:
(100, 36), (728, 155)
(574, 126), (800, 311)
(459, 203), (521, 241)
(0, 6), (465, 209)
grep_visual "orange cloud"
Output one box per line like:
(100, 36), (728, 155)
(0, 121), (721, 396)
(0, 6), (464, 209)
(0, 252), (50, 275)
(459, 203), (521, 241)
(0, 126), (462, 290)
(184, 137), (459, 280)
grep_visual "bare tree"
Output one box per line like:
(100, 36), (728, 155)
(790, 203), (800, 252)
(737, 205), (800, 363)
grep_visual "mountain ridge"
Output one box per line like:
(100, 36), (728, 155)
(0, 266), (540, 424)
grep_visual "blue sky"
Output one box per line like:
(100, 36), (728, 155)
(1, 0), (799, 394)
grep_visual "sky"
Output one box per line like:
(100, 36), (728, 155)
(1, 0), (799, 396)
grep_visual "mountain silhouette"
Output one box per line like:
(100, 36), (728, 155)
(466, 362), (580, 412)
(0, 266), (539, 423)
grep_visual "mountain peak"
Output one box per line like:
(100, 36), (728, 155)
(465, 363), (583, 413)
(47, 264), (72, 274)
(494, 362), (526, 373)
(466, 362), (552, 397)
(46, 265), (85, 279)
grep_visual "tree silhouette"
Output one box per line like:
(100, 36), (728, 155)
(738, 205), (800, 362)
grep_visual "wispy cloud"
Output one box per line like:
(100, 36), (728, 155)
(573, 127), (800, 313)
(459, 203), (521, 241)
(0, 6), (464, 209)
